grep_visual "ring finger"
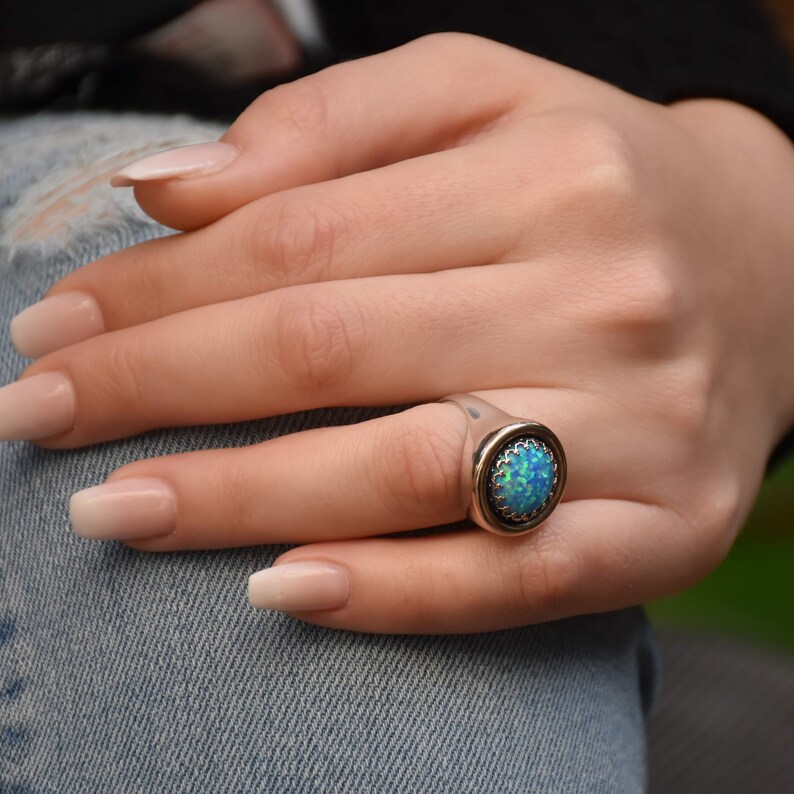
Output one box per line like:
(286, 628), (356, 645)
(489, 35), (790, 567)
(68, 388), (638, 550)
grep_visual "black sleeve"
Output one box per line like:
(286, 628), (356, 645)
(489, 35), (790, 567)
(3, 0), (794, 136)
(0, 0), (196, 46)
(316, 0), (794, 140)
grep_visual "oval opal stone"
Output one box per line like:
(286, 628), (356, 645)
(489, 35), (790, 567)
(487, 437), (556, 522)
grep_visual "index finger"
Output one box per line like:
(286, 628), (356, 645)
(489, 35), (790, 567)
(120, 33), (557, 230)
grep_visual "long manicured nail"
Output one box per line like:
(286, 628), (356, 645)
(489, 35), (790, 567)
(110, 141), (239, 187)
(0, 372), (75, 441)
(70, 478), (178, 540)
(248, 562), (350, 612)
(10, 292), (104, 359)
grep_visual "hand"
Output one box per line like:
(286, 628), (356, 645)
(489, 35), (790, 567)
(4, 34), (794, 633)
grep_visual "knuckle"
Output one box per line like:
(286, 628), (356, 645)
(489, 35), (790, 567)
(623, 255), (684, 330)
(512, 531), (582, 620)
(251, 79), (331, 138)
(697, 473), (744, 547)
(246, 197), (353, 287)
(271, 288), (365, 393)
(568, 115), (639, 204)
(664, 357), (714, 441)
(671, 472), (743, 586)
(213, 454), (255, 538)
(396, 553), (437, 626)
(375, 415), (464, 521)
(92, 339), (147, 413)
(126, 256), (167, 322)
(406, 32), (536, 94)
(410, 31), (492, 55)
(596, 251), (690, 343)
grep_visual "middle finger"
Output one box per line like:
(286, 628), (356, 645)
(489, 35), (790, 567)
(10, 262), (603, 448)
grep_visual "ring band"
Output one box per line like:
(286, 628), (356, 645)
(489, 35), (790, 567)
(439, 393), (567, 537)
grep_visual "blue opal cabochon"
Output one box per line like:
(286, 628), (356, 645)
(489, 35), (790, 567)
(486, 436), (558, 525)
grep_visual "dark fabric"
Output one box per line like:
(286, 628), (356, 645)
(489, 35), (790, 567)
(0, 0), (196, 46)
(319, 0), (794, 139)
(1, 0), (793, 137)
(647, 628), (794, 793)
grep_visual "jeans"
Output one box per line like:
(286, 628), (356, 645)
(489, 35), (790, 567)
(0, 113), (659, 793)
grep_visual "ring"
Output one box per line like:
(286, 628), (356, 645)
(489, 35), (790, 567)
(439, 393), (567, 537)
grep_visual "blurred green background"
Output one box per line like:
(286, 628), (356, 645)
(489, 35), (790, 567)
(648, 457), (794, 652)
(653, 0), (794, 655)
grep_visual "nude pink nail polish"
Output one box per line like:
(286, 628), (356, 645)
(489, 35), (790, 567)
(248, 562), (350, 612)
(0, 372), (75, 441)
(70, 478), (178, 540)
(10, 292), (104, 358)
(110, 141), (239, 186)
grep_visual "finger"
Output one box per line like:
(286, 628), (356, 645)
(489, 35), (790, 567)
(35, 127), (555, 346)
(246, 498), (706, 634)
(68, 387), (649, 550)
(13, 263), (613, 447)
(119, 33), (556, 231)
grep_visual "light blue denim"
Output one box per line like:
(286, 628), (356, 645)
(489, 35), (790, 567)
(0, 114), (659, 793)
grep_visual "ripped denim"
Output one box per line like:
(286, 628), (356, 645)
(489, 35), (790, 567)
(0, 113), (659, 793)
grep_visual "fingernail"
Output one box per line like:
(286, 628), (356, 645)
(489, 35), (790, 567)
(248, 562), (350, 612)
(10, 292), (104, 359)
(110, 141), (239, 187)
(70, 478), (178, 540)
(0, 372), (75, 441)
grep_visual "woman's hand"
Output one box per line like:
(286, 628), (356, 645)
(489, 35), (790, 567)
(4, 34), (794, 633)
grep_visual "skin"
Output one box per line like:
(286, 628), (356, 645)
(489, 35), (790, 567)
(16, 33), (794, 633)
